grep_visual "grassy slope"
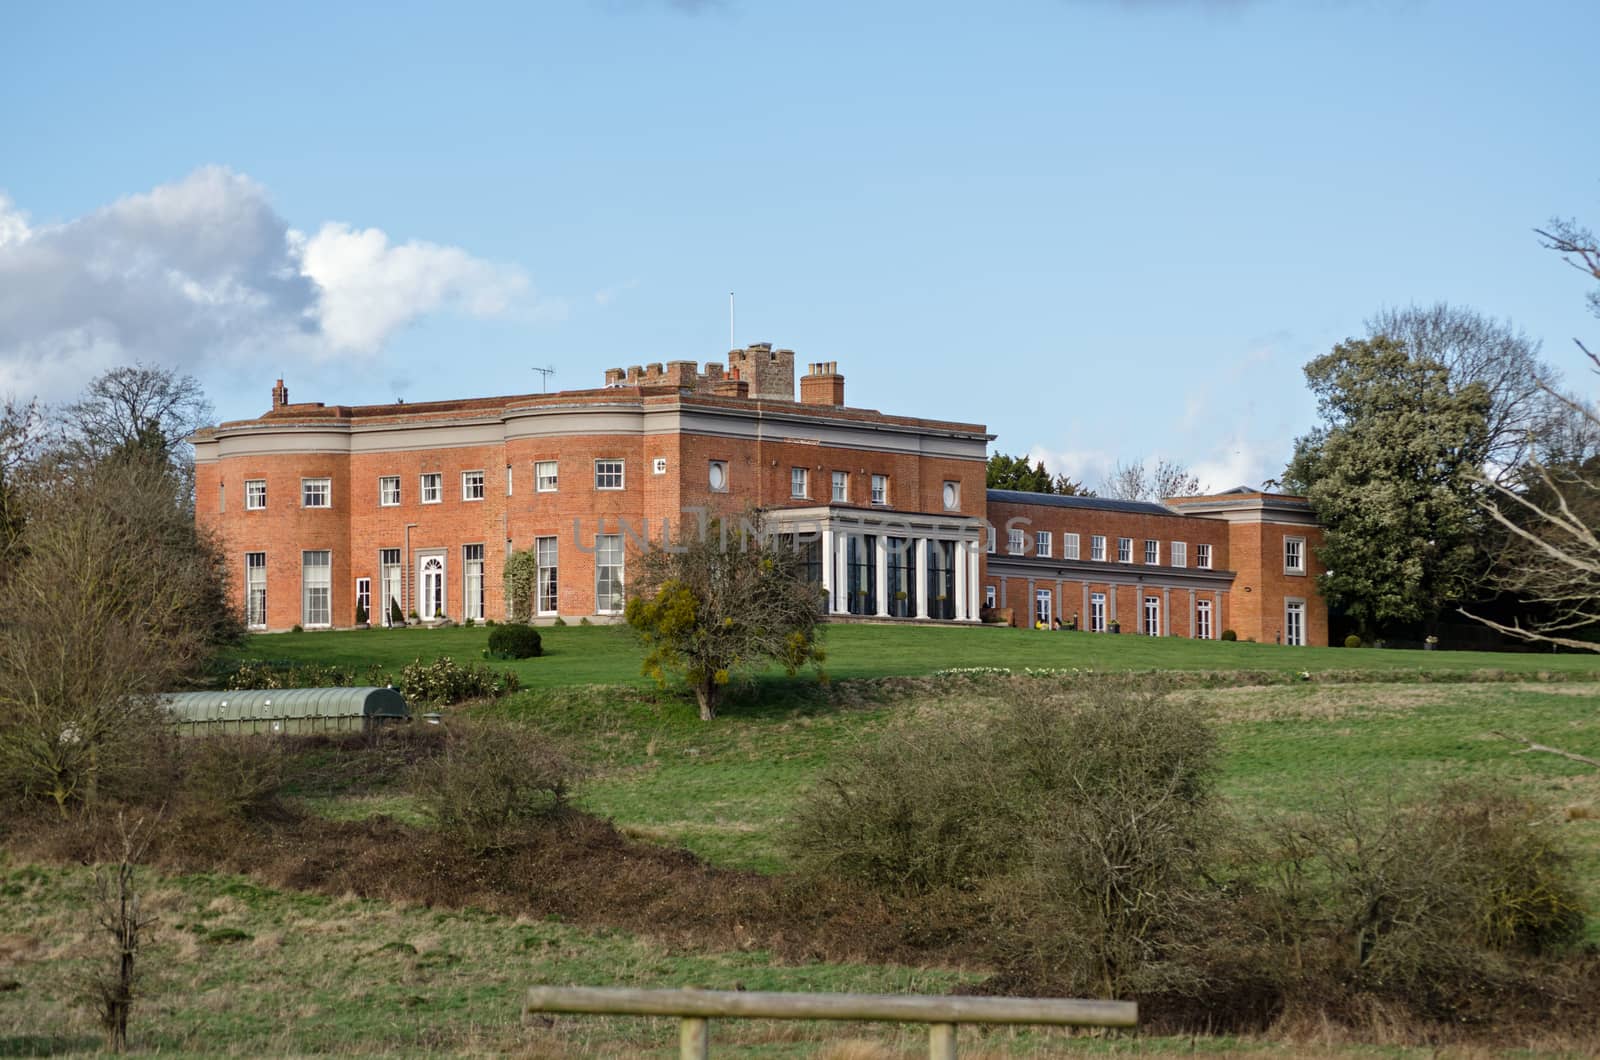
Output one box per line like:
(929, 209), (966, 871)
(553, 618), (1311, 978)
(0, 861), (974, 1058)
(226, 622), (1600, 689)
(2, 861), (1488, 1058)
(233, 625), (1600, 884)
(8, 628), (1599, 1055)
(509, 681), (1600, 916)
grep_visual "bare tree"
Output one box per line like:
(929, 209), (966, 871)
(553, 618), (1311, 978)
(1101, 458), (1203, 502)
(88, 813), (159, 1054)
(0, 451), (238, 812)
(64, 363), (213, 463)
(1462, 218), (1600, 651)
(1366, 303), (1556, 479)
(0, 396), (43, 582)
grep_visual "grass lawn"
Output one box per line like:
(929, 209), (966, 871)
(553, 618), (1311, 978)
(230, 624), (1600, 887)
(0, 861), (1551, 1058)
(8, 628), (1599, 1055)
(502, 680), (1600, 920)
(227, 621), (1600, 689)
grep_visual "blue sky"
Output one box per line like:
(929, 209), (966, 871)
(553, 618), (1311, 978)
(3, 0), (1597, 490)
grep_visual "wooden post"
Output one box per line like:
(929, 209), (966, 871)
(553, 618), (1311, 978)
(679, 1016), (708, 1060)
(928, 1021), (957, 1060)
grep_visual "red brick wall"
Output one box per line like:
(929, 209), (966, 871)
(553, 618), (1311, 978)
(199, 420), (986, 630)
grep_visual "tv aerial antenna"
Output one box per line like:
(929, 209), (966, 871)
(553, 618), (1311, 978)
(531, 365), (556, 392)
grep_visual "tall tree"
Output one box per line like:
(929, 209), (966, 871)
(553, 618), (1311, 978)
(625, 513), (826, 720)
(0, 396), (42, 584)
(0, 447), (240, 812)
(1365, 303), (1555, 479)
(1290, 337), (1492, 637)
(64, 363), (214, 464)
(1101, 458), (1203, 501)
(1463, 217), (1600, 651)
(986, 452), (1055, 493)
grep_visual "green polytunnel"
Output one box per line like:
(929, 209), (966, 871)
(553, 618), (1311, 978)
(159, 686), (409, 735)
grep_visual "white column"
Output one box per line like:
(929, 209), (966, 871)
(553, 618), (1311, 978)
(820, 527), (835, 613)
(834, 531), (850, 615)
(971, 540), (982, 620)
(914, 538), (930, 619)
(953, 540), (968, 621)
(873, 534), (889, 618)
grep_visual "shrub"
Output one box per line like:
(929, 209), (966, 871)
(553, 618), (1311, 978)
(1256, 784), (1586, 1019)
(487, 623), (543, 659)
(389, 599), (405, 627)
(1344, 633), (1362, 648)
(220, 660), (387, 691)
(788, 680), (1216, 893)
(180, 736), (287, 821)
(408, 721), (574, 853)
(788, 679), (1221, 998)
(291, 624), (303, 634)
(395, 656), (520, 706)
(1220, 629), (1238, 641)
(355, 600), (368, 625)
(552, 616), (567, 627)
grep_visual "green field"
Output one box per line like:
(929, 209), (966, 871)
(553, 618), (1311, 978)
(228, 621), (1600, 688)
(6, 625), (1598, 1056)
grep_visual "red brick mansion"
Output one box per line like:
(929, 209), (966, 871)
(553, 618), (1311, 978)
(192, 345), (1327, 645)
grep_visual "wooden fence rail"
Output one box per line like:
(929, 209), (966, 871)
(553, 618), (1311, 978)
(522, 985), (1138, 1059)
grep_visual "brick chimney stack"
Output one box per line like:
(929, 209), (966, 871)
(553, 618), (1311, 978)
(272, 378), (288, 409)
(799, 362), (845, 407)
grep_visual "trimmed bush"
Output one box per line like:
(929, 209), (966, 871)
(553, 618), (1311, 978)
(1344, 633), (1362, 649)
(487, 623), (543, 659)
(1219, 629), (1238, 642)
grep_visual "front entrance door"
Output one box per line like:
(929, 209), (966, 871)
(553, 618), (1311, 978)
(420, 554), (446, 620)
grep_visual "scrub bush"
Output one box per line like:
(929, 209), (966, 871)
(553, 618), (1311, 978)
(408, 720), (574, 853)
(180, 736), (287, 821)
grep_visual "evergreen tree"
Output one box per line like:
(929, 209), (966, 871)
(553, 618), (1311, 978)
(1289, 337), (1491, 637)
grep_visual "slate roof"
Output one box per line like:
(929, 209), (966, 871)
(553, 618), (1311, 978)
(986, 489), (1174, 517)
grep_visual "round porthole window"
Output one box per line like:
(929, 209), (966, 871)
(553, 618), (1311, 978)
(943, 482), (959, 509)
(709, 461), (727, 491)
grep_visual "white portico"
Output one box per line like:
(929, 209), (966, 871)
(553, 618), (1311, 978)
(767, 506), (985, 623)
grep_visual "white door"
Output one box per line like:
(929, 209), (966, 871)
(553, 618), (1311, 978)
(1285, 601), (1305, 646)
(420, 555), (446, 620)
(1144, 596), (1160, 636)
(1034, 589), (1052, 627)
(1196, 599), (1212, 640)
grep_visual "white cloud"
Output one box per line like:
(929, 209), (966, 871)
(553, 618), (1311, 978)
(0, 167), (534, 400)
(1190, 436), (1274, 494)
(1027, 445), (1120, 490)
(296, 223), (527, 352)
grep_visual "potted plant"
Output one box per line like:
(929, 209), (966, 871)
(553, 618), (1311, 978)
(354, 600), (370, 629)
(389, 599), (405, 628)
(407, 609), (421, 627)
(1108, 619), (1121, 634)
